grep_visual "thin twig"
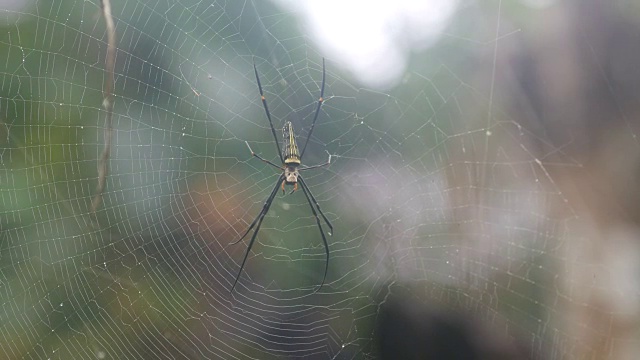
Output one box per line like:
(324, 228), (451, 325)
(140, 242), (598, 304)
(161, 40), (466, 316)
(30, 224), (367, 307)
(92, 0), (117, 213)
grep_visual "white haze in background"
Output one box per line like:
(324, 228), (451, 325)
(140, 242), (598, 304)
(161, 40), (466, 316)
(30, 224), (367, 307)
(0, 0), (32, 25)
(0, 0), (27, 10)
(273, 0), (459, 89)
(520, 0), (557, 8)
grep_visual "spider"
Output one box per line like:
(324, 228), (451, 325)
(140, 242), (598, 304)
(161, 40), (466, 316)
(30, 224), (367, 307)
(231, 58), (333, 293)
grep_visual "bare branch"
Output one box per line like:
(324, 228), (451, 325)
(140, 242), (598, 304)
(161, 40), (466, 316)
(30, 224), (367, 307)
(92, 0), (117, 213)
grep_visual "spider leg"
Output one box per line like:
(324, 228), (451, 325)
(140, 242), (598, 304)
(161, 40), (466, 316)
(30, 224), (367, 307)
(298, 176), (333, 235)
(299, 58), (326, 160)
(230, 175), (284, 292)
(298, 151), (331, 171)
(298, 177), (331, 293)
(245, 141), (282, 170)
(254, 60), (284, 163)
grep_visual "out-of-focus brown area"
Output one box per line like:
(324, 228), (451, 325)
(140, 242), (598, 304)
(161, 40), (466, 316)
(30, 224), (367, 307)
(374, 0), (640, 358)
(407, 0), (640, 359)
(511, 2), (640, 358)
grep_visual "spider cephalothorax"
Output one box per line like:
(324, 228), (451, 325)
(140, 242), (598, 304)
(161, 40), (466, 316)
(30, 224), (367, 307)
(284, 166), (299, 185)
(231, 58), (333, 293)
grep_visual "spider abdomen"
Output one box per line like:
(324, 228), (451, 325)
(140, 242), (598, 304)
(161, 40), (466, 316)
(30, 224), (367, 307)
(282, 121), (301, 166)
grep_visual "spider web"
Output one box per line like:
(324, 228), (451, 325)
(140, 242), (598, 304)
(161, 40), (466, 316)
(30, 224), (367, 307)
(1, 0), (639, 359)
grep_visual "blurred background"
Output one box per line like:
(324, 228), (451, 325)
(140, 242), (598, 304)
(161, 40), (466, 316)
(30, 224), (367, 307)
(1, 0), (639, 359)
